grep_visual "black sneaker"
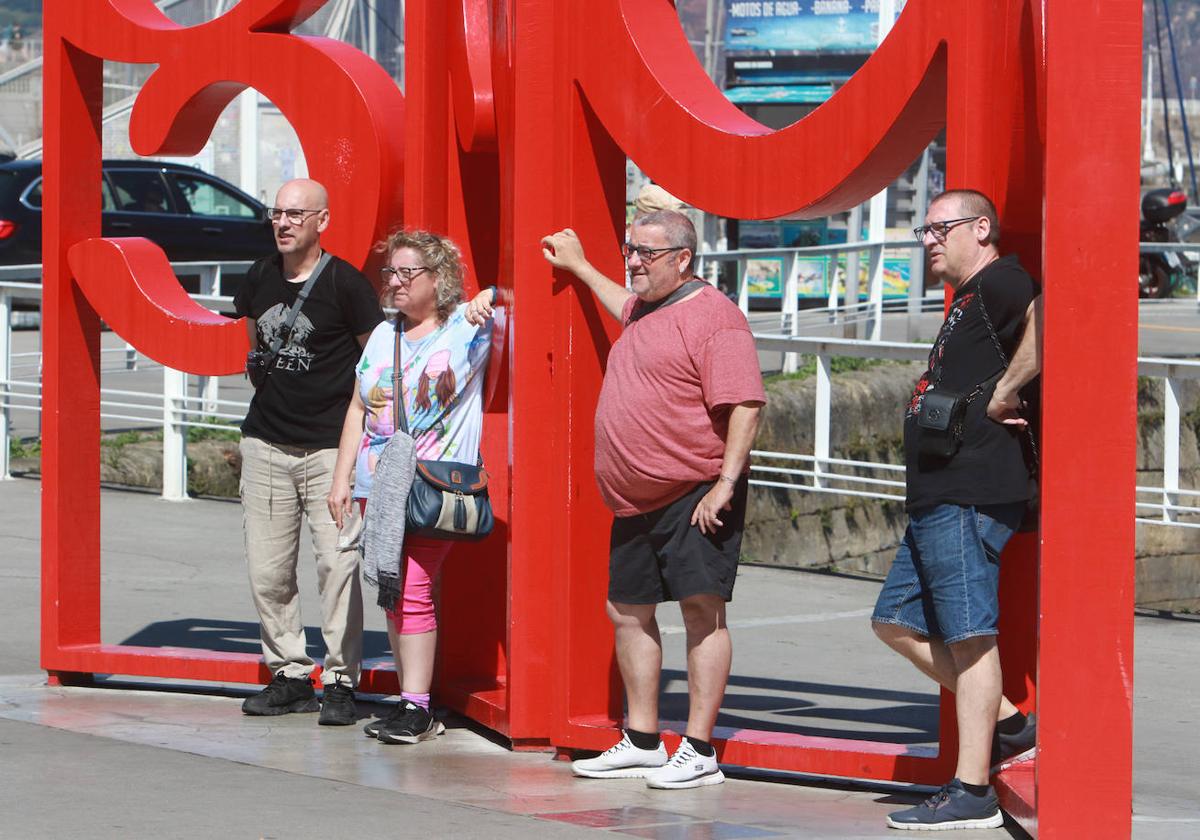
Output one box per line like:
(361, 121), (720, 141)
(885, 779), (1003, 831)
(991, 712), (1037, 770)
(363, 703), (406, 739)
(317, 678), (358, 726)
(376, 700), (445, 745)
(241, 673), (319, 716)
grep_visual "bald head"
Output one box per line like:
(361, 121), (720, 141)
(275, 178), (328, 211)
(271, 178), (330, 264)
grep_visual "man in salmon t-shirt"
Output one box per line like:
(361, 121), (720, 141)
(542, 210), (765, 790)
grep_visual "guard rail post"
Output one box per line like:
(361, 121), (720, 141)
(813, 353), (831, 489)
(781, 252), (799, 374)
(866, 242), (885, 341)
(162, 366), (188, 501)
(1163, 375), (1180, 522)
(736, 254), (749, 315)
(844, 205), (862, 339)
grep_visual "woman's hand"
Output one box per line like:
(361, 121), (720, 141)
(465, 287), (497, 325)
(327, 476), (353, 529)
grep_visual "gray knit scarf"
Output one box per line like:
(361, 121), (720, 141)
(360, 429), (417, 610)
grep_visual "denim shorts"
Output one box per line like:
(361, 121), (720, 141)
(871, 502), (1023, 645)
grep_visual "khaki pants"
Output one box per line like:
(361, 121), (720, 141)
(239, 436), (362, 686)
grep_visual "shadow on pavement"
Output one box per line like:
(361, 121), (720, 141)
(119, 618), (392, 662)
(659, 668), (939, 744)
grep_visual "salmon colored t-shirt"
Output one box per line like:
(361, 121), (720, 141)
(594, 285), (766, 517)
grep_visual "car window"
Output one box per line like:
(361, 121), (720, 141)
(23, 178), (41, 207)
(108, 170), (174, 214)
(172, 174), (259, 218)
(22, 176), (116, 211)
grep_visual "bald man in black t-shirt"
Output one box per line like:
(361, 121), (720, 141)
(233, 179), (382, 726)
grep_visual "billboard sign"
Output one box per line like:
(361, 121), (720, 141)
(725, 1), (882, 53)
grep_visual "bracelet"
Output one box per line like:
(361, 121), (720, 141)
(485, 285), (498, 305)
(718, 474), (739, 485)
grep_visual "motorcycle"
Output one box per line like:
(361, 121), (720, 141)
(1139, 188), (1195, 299)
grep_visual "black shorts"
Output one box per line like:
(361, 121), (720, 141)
(608, 477), (748, 604)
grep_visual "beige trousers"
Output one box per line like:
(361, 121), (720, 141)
(239, 436), (362, 686)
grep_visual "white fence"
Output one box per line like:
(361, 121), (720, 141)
(749, 334), (1200, 530)
(2, 247), (1199, 529)
(0, 262), (250, 500)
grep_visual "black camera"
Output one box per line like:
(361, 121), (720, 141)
(246, 350), (274, 389)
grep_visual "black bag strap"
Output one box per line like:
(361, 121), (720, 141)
(975, 276), (1040, 471)
(265, 250), (332, 356)
(625, 279), (708, 325)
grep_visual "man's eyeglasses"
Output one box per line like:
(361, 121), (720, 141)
(913, 217), (980, 241)
(267, 207), (322, 224)
(622, 243), (684, 262)
(381, 266), (430, 282)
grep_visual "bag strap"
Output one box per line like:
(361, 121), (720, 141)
(974, 277), (1040, 471)
(390, 319), (485, 452)
(625, 279), (708, 325)
(265, 250), (332, 357)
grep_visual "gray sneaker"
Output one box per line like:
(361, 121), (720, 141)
(991, 712), (1037, 771)
(886, 779), (1003, 831)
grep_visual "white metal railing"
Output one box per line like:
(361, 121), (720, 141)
(0, 263), (250, 498)
(2, 257), (1200, 523)
(695, 240), (931, 370)
(746, 333), (1200, 530)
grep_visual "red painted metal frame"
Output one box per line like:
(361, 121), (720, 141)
(41, 1), (1138, 834)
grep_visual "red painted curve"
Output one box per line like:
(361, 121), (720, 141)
(67, 238), (249, 375)
(577, 0), (973, 218)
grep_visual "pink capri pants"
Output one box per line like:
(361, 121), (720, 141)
(357, 500), (451, 635)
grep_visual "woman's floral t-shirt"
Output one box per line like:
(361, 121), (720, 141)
(353, 303), (493, 499)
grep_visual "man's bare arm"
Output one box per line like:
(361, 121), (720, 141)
(987, 296), (1042, 427)
(691, 402), (762, 535)
(541, 228), (632, 322)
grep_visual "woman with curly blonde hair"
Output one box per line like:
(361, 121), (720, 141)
(327, 228), (502, 745)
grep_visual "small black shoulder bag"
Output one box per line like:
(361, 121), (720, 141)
(916, 280), (1009, 459)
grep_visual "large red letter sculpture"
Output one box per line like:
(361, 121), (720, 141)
(42, 2), (1139, 836)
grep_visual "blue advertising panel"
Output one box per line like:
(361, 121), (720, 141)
(725, 1), (880, 53)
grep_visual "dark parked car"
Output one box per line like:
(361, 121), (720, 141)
(0, 158), (275, 266)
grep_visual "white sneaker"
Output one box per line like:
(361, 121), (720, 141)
(571, 732), (668, 779)
(645, 739), (725, 789)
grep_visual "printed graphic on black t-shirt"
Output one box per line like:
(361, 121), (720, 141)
(256, 304), (317, 373)
(902, 255), (1039, 512)
(234, 253), (383, 449)
(907, 290), (976, 419)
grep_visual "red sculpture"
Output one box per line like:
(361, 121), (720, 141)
(41, 2), (1140, 836)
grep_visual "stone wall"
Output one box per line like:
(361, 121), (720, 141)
(744, 363), (1200, 612)
(10, 362), (1198, 610)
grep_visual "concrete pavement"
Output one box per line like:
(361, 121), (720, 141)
(1, 476), (1196, 838)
